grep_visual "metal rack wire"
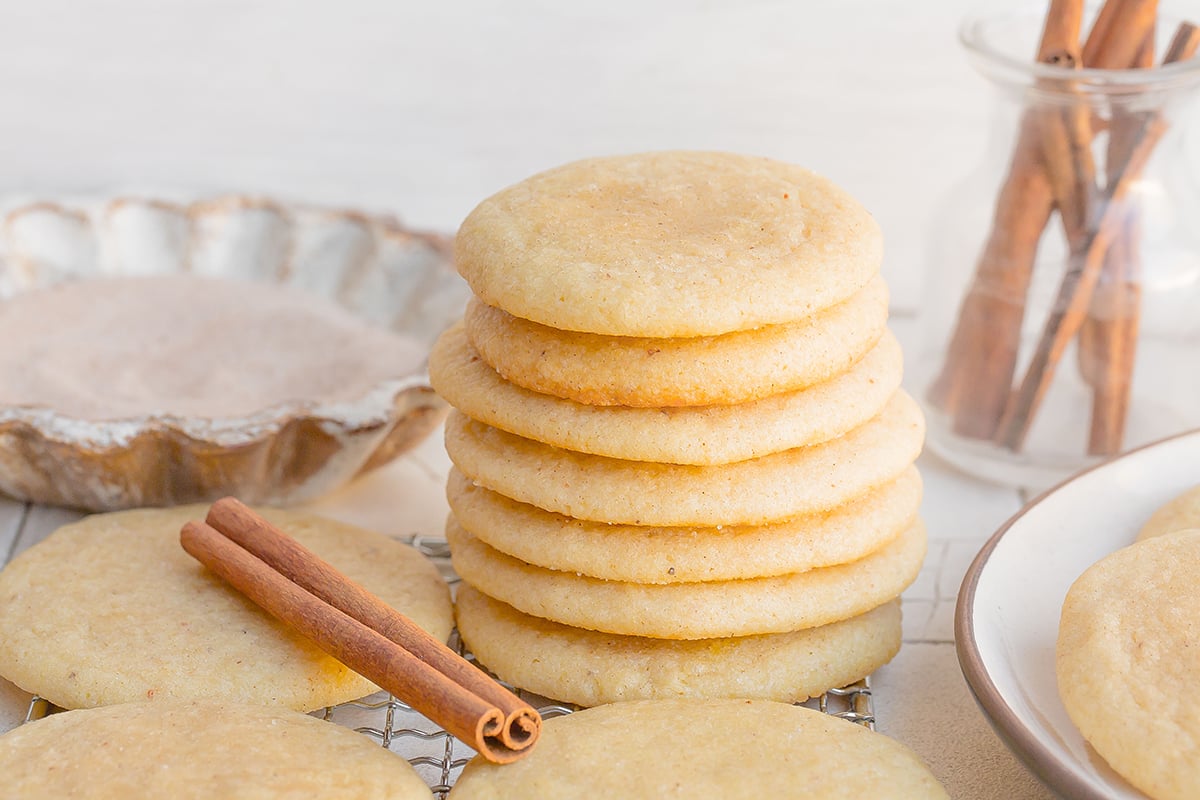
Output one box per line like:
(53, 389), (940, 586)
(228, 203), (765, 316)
(18, 535), (877, 797)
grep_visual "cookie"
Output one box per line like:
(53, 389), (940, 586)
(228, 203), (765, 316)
(454, 151), (882, 337)
(0, 506), (453, 711)
(463, 275), (888, 407)
(432, 323), (901, 464)
(0, 699), (433, 799)
(446, 466), (921, 583)
(455, 584), (900, 706)
(1057, 530), (1200, 800)
(448, 698), (948, 799)
(1137, 483), (1200, 541)
(446, 518), (925, 639)
(443, 390), (924, 527)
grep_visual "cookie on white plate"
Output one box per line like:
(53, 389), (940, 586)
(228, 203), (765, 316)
(1137, 483), (1200, 541)
(1057, 530), (1200, 800)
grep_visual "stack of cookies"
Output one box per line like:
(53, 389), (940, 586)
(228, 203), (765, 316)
(430, 151), (926, 707)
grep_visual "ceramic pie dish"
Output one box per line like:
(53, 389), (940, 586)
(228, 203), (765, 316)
(0, 194), (469, 511)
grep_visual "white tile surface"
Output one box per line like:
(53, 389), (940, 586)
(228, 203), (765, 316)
(875, 643), (1056, 800)
(921, 452), (1025, 544)
(899, 598), (936, 643)
(903, 539), (943, 603)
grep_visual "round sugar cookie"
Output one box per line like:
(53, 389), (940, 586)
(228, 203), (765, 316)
(1057, 530), (1200, 800)
(446, 466), (922, 583)
(448, 698), (948, 799)
(444, 390), (925, 527)
(455, 151), (883, 337)
(455, 584), (901, 706)
(463, 275), (888, 407)
(446, 519), (926, 639)
(0, 506), (453, 711)
(1137, 484), (1200, 541)
(433, 323), (901, 465)
(0, 700), (433, 799)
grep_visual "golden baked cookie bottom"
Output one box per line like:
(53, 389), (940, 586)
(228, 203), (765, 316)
(446, 466), (921, 583)
(433, 323), (902, 464)
(446, 518), (926, 639)
(443, 390), (925, 527)
(455, 584), (901, 707)
(448, 697), (947, 799)
(0, 506), (453, 711)
(463, 275), (888, 407)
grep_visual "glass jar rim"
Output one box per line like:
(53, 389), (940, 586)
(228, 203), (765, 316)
(959, 7), (1200, 93)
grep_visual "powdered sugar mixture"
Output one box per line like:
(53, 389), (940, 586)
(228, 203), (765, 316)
(0, 275), (427, 420)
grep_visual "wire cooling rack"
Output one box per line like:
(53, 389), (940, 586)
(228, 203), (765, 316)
(17, 534), (877, 798)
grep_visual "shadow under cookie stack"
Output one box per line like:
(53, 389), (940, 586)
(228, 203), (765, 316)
(430, 151), (926, 706)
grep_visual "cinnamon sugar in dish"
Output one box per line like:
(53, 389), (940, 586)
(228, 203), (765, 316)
(0, 275), (426, 421)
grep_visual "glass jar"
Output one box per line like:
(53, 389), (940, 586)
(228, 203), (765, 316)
(917, 5), (1200, 488)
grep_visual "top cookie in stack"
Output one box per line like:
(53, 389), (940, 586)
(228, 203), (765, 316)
(431, 151), (925, 707)
(455, 151), (880, 340)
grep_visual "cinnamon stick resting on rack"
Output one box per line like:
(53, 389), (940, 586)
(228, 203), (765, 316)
(181, 498), (541, 764)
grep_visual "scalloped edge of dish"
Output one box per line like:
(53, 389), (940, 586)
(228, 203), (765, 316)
(0, 193), (467, 510)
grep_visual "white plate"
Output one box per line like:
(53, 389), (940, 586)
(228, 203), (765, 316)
(956, 429), (1200, 800)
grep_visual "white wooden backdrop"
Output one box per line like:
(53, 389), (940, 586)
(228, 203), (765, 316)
(0, 0), (992, 314)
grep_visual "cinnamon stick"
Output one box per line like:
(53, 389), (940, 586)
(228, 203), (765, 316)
(181, 506), (541, 764)
(995, 21), (1200, 451)
(1036, 71), (1094, 260)
(929, 0), (1082, 438)
(1041, 0), (1158, 250)
(1031, 0), (1155, 454)
(204, 498), (538, 749)
(1080, 20), (1157, 454)
(1083, 228), (1141, 453)
(1082, 0), (1160, 67)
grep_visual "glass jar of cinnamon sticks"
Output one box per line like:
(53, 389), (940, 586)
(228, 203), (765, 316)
(919, 0), (1200, 487)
